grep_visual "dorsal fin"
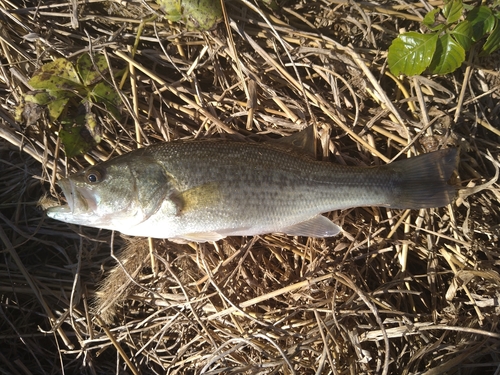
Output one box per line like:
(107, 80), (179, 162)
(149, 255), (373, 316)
(275, 126), (317, 158)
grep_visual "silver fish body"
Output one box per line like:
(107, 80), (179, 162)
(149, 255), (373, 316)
(47, 135), (458, 242)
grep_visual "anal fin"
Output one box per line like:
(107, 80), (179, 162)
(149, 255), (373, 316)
(280, 215), (341, 237)
(174, 231), (226, 243)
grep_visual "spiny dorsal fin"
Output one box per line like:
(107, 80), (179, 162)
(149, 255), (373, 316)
(275, 126), (317, 158)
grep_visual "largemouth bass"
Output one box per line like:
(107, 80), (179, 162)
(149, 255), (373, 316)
(47, 129), (458, 242)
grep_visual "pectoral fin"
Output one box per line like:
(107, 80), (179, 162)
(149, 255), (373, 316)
(280, 215), (341, 237)
(171, 183), (221, 215)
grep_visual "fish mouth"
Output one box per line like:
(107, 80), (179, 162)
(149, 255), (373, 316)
(59, 178), (75, 212)
(46, 178), (97, 221)
(46, 178), (75, 220)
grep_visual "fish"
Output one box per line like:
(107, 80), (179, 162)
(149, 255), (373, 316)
(46, 128), (459, 242)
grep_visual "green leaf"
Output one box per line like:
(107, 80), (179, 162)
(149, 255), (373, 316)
(15, 91), (71, 123)
(22, 55), (122, 156)
(467, 6), (496, 41)
(84, 111), (101, 144)
(30, 90), (74, 121)
(157, 0), (222, 30)
(388, 32), (439, 76)
(24, 91), (53, 105)
(481, 20), (500, 55)
(77, 54), (109, 86)
(443, 0), (463, 24)
(91, 82), (122, 120)
(47, 97), (71, 121)
(428, 33), (465, 74)
(451, 20), (473, 50)
(423, 8), (444, 30)
(157, 0), (182, 21)
(59, 118), (94, 158)
(15, 91), (53, 123)
(29, 58), (83, 92)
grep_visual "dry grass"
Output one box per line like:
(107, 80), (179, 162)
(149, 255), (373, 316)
(1, 0), (500, 374)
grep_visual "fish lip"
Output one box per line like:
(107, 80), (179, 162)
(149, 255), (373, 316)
(46, 178), (76, 219)
(58, 178), (75, 212)
(58, 178), (98, 214)
(48, 178), (97, 214)
(46, 177), (100, 222)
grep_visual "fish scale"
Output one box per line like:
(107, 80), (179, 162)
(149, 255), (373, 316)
(47, 131), (458, 242)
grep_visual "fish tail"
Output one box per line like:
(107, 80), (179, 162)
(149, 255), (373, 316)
(388, 148), (459, 209)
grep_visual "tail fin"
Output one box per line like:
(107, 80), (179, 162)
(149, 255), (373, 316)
(388, 148), (459, 209)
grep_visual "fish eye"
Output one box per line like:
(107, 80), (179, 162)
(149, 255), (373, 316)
(85, 168), (104, 184)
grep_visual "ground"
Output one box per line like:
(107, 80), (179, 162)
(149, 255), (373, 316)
(0, 0), (499, 374)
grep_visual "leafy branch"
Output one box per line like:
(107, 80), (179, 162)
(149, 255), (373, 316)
(388, 0), (500, 76)
(15, 54), (121, 157)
